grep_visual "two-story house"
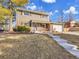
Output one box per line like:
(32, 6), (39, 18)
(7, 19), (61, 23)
(16, 8), (52, 33)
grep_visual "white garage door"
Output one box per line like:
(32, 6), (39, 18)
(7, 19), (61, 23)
(53, 25), (63, 32)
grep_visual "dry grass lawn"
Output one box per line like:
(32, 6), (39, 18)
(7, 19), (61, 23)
(0, 34), (78, 59)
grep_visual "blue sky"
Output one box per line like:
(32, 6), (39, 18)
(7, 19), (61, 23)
(24, 0), (79, 22)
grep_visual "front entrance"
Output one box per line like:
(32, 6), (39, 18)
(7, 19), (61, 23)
(31, 23), (50, 33)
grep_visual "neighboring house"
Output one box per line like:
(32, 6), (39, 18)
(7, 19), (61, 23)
(70, 20), (76, 27)
(64, 20), (79, 32)
(69, 21), (79, 32)
(16, 8), (52, 33)
(52, 23), (64, 32)
(69, 27), (79, 32)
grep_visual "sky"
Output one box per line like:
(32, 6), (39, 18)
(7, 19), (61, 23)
(24, 0), (79, 22)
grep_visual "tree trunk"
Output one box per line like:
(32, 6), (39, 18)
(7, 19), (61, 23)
(9, 17), (13, 32)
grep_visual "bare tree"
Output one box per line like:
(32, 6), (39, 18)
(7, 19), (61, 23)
(68, 11), (74, 21)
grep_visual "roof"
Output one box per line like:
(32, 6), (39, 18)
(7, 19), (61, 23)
(32, 20), (52, 24)
(70, 20), (76, 23)
(16, 8), (48, 16)
(51, 22), (65, 25)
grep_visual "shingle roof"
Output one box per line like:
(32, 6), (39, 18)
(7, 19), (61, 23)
(32, 20), (52, 24)
(51, 22), (65, 25)
(16, 8), (48, 16)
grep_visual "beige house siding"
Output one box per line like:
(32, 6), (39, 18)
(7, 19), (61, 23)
(16, 11), (49, 26)
(16, 10), (52, 32)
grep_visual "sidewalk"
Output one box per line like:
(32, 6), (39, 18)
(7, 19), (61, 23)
(48, 33), (79, 58)
(62, 32), (79, 36)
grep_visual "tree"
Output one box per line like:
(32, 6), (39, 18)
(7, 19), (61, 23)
(68, 11), (74, 21)
(0, 0), (28, 32)
(0, 7), (11, 16)
(0, 6), (12, 31)
(11, 0), (28, 6)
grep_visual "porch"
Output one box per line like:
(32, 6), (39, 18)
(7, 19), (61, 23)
(31, 22), (51, 33)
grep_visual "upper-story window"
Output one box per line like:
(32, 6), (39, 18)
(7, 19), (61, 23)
(44, 15), (48, 18)
(24, 12), (29, 15)
(40, 15), (47, 18)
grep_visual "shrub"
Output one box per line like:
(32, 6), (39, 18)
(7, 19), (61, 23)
(13, 26), (30, 32)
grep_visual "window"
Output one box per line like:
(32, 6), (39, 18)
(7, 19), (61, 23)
(40, 15), (47, 18)
(24, 12), (29, 15)
(21, 22), (23, 25)
(25, 23), (27, 25)
(43, 15), (47, 18)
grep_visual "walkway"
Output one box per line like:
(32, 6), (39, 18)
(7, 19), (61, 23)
(62, 32), (79, 36)
(48, 33), (79, 58)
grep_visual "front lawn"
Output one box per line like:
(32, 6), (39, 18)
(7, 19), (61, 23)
(0, 34), (77, 59)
